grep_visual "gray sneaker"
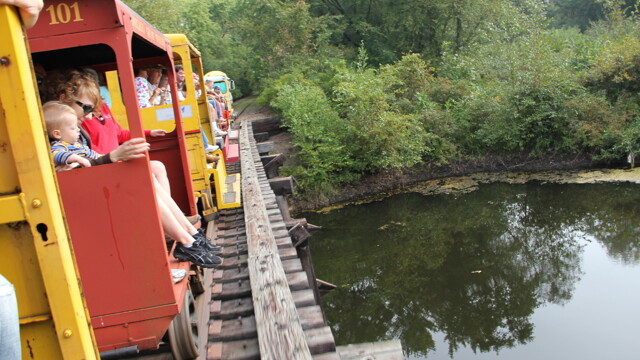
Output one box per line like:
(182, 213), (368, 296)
(174, 242), (221, 268)
(194, 230), (222, 253)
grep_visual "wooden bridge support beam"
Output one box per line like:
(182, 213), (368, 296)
(239, 121), (314, 360)
(269, 176), (295, 196)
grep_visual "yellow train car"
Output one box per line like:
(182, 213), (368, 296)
(166, 34), (218, 217)
(104, 33), (241, 215)
(204, 70), (236, 117)
(166, 34), (241, 211)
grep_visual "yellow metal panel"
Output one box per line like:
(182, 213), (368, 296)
(105, 70), (178, 133)
(0, 194), (26, 223)
(140, 103), (177, 133)
(0, 5), (98, 359)
(169, 35), (215, 214)
(0, 93), (19, 193)
(209, 150), (241, 209)
(0, 225), (54, 329)
(19, 319), (67, 358)
(185, 133), (208, 189)
(104, 70), (129, 130)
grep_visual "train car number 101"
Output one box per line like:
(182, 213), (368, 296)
(45, 2), (84, 25)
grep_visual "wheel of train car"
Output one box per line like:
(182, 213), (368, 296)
(168, 288), (199, 359)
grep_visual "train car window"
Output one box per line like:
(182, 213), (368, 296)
(214, 82), (228, 93)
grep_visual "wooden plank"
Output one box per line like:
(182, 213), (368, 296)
(256, 141), (274, 154)
(212, 278), (252, 300)
(210, 316), (257, 342)
(211, 288), (317, 321)
(213, 271), (308, 296)
(215, 246), (299, 270)
(254, 132), (270, 142)
(260, 154), (278, 166)
(297, 306), (326, 330)
(240, 121), (313, 360)
(305, 326), (337, 355)
(264, 153), (286, 178)
(291, 289), (317, 307)
(209, 339), (260, 360)
(289, 223), (311, 247)
(336, 340), (405, 360)
(211, 306), (324, 340)
(276, 195), (293, 221)
(215, 267), (250, 283)
(210, 308), (325, 344)
(287, 271), (312, 291)
(212, 298), (254, 320)
(251, 116), (282, 133)
(268, 176), (295, 195)
(219, 244), (248, 257)
(298, 245), (324, 319)
(282, 258), (303, 273)
(286, 218), (308, 229)
(312, 353), (341, 360)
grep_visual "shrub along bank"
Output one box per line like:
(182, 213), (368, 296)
(261, 14), (640, 205)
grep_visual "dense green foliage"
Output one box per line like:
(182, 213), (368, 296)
(125, 0), (640, 199)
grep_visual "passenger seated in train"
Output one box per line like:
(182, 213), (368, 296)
(44, 101), (109, 171)
(46, 71), (223, 268)
(153, 74), (171, 105)
(83, 68), (112, 108)
(175, 65), (187, 101)
(206, 91), (228, 133)
(212, 85), (228, 110)
(135, 67), (165, 108)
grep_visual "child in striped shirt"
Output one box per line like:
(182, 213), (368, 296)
(43, 101), (111, 171)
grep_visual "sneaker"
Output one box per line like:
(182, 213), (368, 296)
(174, 242), (221, 268)
(205, 145), (219, 153)
(193, 230), (222, 253)
(171, 268), (187, 283)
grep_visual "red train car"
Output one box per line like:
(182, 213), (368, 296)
(27, 0), (203, 357)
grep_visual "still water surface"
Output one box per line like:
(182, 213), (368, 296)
(304, 182), (640, 359)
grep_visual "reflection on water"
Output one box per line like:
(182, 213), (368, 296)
(304, 182), (640, 359)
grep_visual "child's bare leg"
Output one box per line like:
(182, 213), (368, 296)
(156, 194), (194, 245)
(150, 160), (171, 195)
(154, 177), (197, 235)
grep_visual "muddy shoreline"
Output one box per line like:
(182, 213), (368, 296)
(289, 154), (635, 213)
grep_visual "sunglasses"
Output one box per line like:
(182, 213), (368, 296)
(75, 100), (95, 115)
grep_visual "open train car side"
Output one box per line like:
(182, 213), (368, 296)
(0, 5), (99, 359)
(165, 34), (241, 212)
(25, 0), (202, 356)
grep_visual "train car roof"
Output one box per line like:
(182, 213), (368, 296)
(27, 0), (172, 69)
(166, 34), (202, 58)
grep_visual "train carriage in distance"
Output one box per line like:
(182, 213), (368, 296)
(204, 70), (236, 118)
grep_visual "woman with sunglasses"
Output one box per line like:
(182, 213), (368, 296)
(55, 70), (221, 268)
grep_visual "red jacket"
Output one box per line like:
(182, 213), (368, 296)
(81, 103), (150, 154)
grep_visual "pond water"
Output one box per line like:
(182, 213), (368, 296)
(303, 182), (640, 359)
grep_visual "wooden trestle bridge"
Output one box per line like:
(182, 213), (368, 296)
(134, 115), (404, 360)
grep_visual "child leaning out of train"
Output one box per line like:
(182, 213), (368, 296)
(43, 101), (112, 171)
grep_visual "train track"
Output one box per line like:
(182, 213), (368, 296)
(206, 119), (337, 359)
(127, 116), (337, 360)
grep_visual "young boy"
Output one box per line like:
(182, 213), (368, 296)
(43, 101), (112, 171)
